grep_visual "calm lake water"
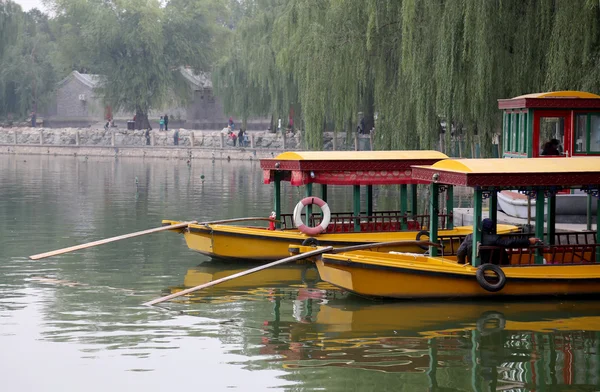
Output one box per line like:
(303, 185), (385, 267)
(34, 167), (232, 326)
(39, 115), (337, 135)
(1, 154), (599, 392)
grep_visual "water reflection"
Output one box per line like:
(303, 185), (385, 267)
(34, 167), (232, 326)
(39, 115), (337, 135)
(1, 155), (599, 391)
(166, 262), (600, 391)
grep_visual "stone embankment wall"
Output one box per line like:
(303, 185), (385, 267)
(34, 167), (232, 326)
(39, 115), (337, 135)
(0, 127), (371, 160)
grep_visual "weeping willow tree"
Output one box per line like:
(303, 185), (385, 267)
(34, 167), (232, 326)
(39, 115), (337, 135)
(213, 0), (299, 131)
(215, 0), (600, 153)
(52, 0), (225, 129)
(0, 2), (57, 120)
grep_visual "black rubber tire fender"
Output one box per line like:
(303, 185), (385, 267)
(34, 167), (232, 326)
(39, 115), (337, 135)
(415, 230), (430, 251)
(476, 311), (507, 335)
(301, 237), (319, 247)
(476, 264), (507, 292)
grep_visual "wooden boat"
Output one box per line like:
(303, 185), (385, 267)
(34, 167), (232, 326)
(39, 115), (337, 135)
(163, 151), (519, 261)
(293, 157), (600, 298)
(497, 190), (596, 219)
(498, 91), (600, 220)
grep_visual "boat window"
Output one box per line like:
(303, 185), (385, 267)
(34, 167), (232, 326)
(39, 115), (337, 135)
(503, 112), (511, 153)
(591, 114), (600, 152)
(539, 117), (565, 155)
(512, 113), (518, 152)
(519, 112), (527, 153)
(575, 114), (587, 153)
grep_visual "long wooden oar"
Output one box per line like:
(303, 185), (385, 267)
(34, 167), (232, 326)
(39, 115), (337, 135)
(29, 217), (276, 260)
(142, 246), (334, 306)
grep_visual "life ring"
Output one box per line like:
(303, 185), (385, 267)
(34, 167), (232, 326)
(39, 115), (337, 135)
(476, 264), (506, 292)
(415, 230), (430, 251)
(293, 196), (331, 236)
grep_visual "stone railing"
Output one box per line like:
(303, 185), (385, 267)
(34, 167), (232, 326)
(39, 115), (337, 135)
(0, 127), (373, 151)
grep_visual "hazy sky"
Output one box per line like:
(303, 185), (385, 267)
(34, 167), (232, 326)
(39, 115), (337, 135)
(14, 0), (48, 12)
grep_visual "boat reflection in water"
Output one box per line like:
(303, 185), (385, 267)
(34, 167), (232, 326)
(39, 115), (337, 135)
(169, 263), (600, 391)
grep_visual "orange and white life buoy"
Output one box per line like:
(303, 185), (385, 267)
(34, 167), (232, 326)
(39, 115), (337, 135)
(293, 197), (331, 236)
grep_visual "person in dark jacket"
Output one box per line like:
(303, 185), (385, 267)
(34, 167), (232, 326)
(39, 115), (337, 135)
(541, 138), (560, 156)
(164, 114), (169, 131)
(457, 218), (539, 265)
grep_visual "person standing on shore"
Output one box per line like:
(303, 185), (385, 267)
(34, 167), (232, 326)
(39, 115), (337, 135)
(173, 129), (179, 145)
(164, 114), (169, 131)
(159, 116), (165, 131)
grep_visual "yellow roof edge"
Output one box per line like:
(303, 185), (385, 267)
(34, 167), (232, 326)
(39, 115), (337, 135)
(273, 150), (449, 161)
(425, 157), (600, 175)
(512, 91), (600, 99)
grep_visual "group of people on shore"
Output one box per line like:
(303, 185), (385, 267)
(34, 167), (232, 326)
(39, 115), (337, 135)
(224, 117), (249, 147)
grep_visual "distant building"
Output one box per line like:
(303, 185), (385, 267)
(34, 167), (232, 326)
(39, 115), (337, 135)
(47, 69), (269, 130)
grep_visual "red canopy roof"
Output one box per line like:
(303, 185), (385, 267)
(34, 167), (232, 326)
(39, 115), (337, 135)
(260, 151), (448, 186)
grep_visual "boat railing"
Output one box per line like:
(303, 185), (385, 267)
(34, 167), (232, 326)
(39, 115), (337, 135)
(438, 231), (597, 257)
(479, 243), (599, 266)
(279, 211), (452, 232)
(311, 211), (453, 233)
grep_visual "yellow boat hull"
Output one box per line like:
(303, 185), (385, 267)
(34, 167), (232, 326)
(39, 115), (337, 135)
(316, 250), (600, 298)
(162, 220), (519, 261)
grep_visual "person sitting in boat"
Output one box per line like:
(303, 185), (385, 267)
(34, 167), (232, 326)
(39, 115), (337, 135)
(456, 218), (540, 265)
(541, 138), (560, 156)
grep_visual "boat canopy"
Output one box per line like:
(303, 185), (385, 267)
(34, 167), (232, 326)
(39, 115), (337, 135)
(498, 90), (600, 110)
(260, 150), (448, 186)
(411, 157), (600, 188)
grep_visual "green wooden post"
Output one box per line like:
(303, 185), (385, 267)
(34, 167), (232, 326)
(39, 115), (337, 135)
(596, 191), (600, 263)
(353, 185), (361, 232)
(489, 189), (497, 232)
(400, 184), (408, 230)
(470, 330), (481, 392)
(366, 185), (373, 217)
(321, 184), (328, 203)
(472, 188), (483, 266)
(527, 108), (535, 158)
(587, 193), (593, 231)
(411, 184), (418, 220)
(429, 183), (439, 256)
(305, 182), (313, 219)
(274, 174), (281, 229)
(426, 338), (438, 390)
(547, 192), (556, 245)
(535, 189), (545, 264)
(446, 185), (454, 229)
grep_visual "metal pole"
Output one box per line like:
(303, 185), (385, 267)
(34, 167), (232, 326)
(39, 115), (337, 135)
(429, 183), (439, 256)
(547, 192), (556, 245)
(535, 188), (545, 264)
(305, 183), (313, 219)
(400, 184), (408, 230)
(353, 185), (361, 232)
(274, 174), (281, 229)
(321, 184), (328, 203)
(587, 193), (593, 231)
(446, 185), (454, 229)
(366, 185), (373, 217)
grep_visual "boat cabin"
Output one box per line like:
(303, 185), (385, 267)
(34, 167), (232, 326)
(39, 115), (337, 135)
(498, 91), (600, 158)
(412, 157), (600, 265)
(260, 151), (449, 232)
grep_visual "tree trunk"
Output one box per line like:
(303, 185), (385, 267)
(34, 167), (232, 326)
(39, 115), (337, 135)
(135, 107), (150, 130)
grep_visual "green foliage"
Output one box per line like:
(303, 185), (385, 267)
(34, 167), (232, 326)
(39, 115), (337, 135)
(52, 0), (224, 125)
(215, 0), (600, 154)
(0, 2), (57, 119)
